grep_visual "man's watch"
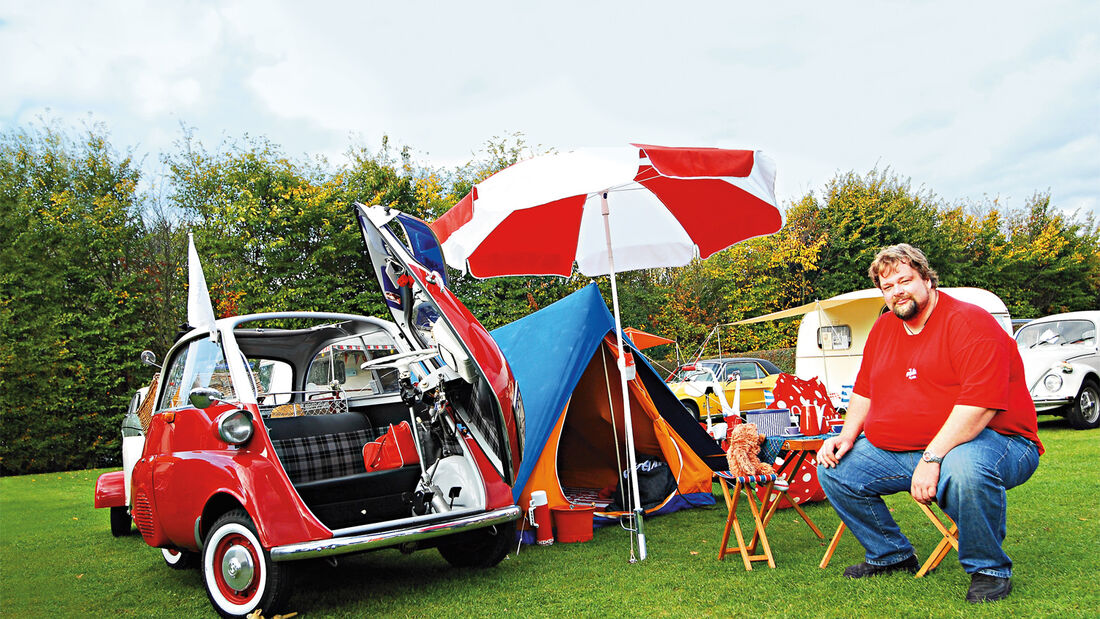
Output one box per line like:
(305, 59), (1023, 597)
(921, 450), (944, 464)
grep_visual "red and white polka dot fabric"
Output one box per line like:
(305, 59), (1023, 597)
(755, 373), (837, 507)
(756, 453), (827, 507)
(770, 373), (838, 421)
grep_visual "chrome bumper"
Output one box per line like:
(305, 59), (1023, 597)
(1032, 396), (1073, 413)
(269, 506), (520, 562)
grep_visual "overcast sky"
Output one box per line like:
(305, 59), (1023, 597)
(3, 1), (1098, 219)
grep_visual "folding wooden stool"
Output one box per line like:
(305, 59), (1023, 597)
(819, 497), (959, 577)
(716, 472), (777, 570)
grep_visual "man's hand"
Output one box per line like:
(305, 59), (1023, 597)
(910, 461), (940, 504)
(817, 435), (854, 468)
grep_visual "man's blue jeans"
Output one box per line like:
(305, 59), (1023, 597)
(817, 429), (1039, 578)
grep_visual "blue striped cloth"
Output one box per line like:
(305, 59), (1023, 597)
(840, 384), (854, 408)
(715, 471), (777, 484)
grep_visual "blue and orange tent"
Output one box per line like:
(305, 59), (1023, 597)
(491, 284), (724, 529)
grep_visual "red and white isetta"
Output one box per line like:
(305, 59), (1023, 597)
(95, 205), (525, 617)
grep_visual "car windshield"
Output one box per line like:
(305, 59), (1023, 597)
(672, 362), (721, 382)
(1016, 319), (1096, 349)
(304, 341), (404, 398)
(158, 336), (238, 411)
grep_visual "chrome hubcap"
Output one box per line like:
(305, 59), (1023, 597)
(1082, 388), (1098, 423)
(221, 545), (255, 591)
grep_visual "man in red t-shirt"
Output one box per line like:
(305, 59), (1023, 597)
(817, 244), (1041, 604)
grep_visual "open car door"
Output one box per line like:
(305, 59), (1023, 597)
(354, 203), (523, 484)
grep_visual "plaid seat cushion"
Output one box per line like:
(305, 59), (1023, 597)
(272, 427), (387, 483)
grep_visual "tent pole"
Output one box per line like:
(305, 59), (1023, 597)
(601, 192), (646, 562)
(816, 301), (833, 392)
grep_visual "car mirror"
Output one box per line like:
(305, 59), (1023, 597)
(140, 350), (160, 368)
(432, 320), (477, 383)
(188, 387), (224, 409)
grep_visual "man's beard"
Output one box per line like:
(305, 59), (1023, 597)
(892, 296), (921, 320)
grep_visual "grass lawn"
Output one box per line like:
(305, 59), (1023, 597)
(2, 417), (1097, 618)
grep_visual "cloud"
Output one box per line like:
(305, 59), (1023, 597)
(1, 0), (1097, 218)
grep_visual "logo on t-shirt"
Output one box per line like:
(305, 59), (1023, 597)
(906, 367), (918, 380)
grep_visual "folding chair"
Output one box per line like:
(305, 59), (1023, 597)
(819, 497), (959, 577)
(716, 472), (777, 570)
(758, 440), (827, 542)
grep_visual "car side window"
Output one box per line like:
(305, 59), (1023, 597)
(726, 362), (760, 380)
(156, 336), (237, 412)
(250, 358), (293, 405)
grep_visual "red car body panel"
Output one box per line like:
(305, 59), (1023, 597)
(94, 470), (126, 508)
(133, 402), (332, 550)
(462, 434), (512, 509)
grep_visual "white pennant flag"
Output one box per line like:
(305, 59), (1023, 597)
(187, 233), (217, 334)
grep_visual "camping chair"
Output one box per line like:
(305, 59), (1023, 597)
(819, 498), (959, 577)
(716, 472), (777, 570)
(758, 475), (827, 540)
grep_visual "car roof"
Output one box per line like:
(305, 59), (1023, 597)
(686, 357), (781, 373)
(1019, 310), (1100, 328)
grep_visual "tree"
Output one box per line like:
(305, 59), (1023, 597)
(0, 122), (154, 473)
(796, 169), (946, 298)
(163, 133), (420, 320)
(996, 193), (1100, 316)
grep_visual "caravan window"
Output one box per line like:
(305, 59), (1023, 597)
(818, 325), (852, 350)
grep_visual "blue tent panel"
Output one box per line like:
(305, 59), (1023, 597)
(491, 283), (725, 501)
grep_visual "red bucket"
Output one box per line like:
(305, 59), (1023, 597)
(552, 505), (596, 543)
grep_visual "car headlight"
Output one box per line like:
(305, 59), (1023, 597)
(1043, 373), (1063, 392)
(513, 386), (526, 455)
(216, 410), (254, 445)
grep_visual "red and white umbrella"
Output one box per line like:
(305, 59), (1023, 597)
(432, 144), (780, 277)
(431, 144), (782, 560)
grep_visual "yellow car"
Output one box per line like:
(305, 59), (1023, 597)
(667, 357), (781, 420)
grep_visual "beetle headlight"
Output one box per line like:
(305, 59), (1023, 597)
(217, 410), (254, 445)
(1043, 373), (1063, 392)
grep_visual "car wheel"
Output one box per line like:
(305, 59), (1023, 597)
(438, 520), (516, 568)
(110, 506), (132, 537)
(1066, 378), (1100, 430)
(162, 547), (199, 569)
(202, 509), (293, 618)
(680, 399), (701, 421)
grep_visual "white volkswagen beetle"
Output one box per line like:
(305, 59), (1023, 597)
(1015, 310), (1100, 429)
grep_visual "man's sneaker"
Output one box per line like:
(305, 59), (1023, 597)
(966, 573), (1012, 603)
(843, 554), (920, 578)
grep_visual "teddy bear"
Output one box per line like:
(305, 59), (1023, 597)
(725, 423), (775, 478)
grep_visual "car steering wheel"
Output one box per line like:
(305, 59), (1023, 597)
(360, 348), (439, 371)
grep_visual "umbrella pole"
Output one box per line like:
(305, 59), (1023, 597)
(601, 193), (647, 562)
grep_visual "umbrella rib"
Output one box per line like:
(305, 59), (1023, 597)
(595, 183), (649, 196)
